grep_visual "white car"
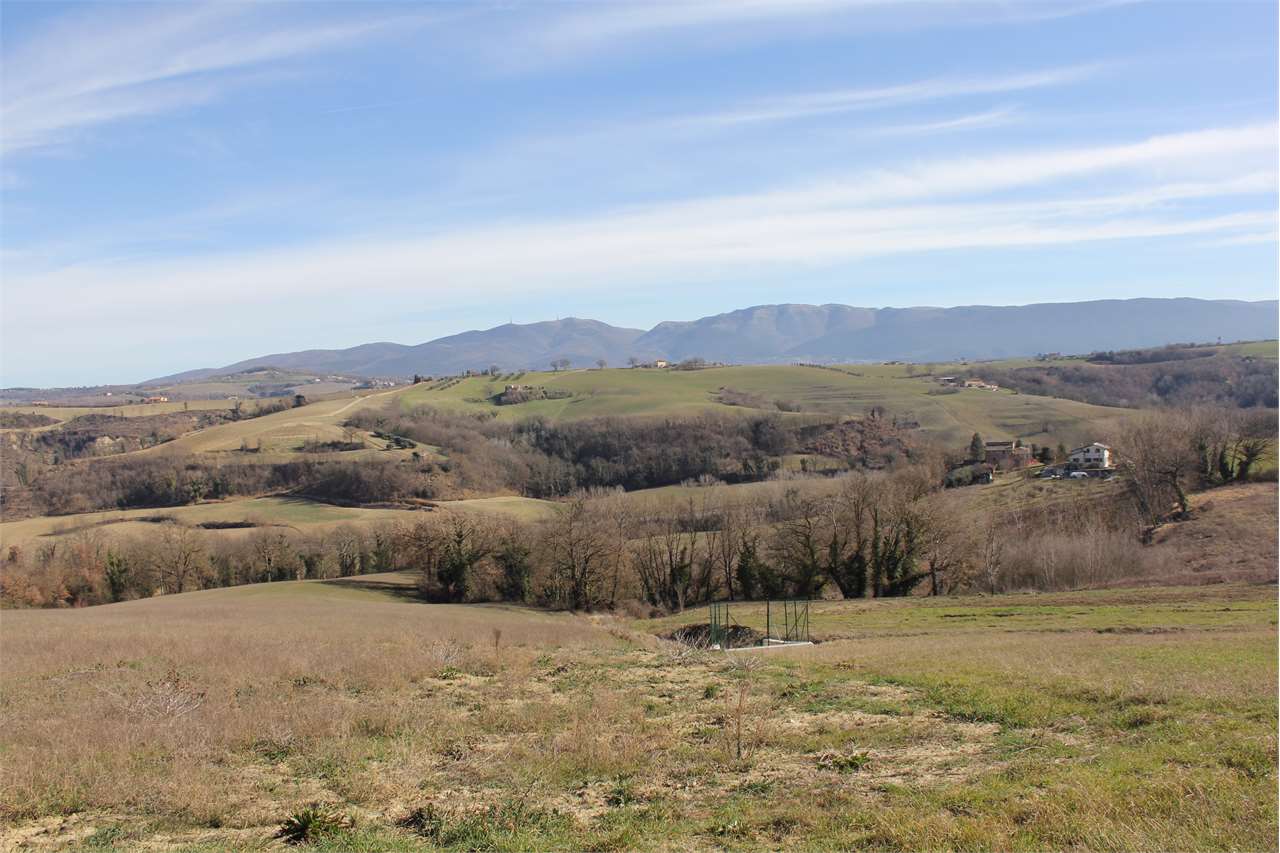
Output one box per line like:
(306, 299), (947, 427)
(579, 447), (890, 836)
(1068, 471), (1090, 480)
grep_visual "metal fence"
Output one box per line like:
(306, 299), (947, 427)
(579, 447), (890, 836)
(706, 599), (811, 649)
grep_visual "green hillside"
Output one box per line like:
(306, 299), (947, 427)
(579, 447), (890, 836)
(397, 364), (1130, 448)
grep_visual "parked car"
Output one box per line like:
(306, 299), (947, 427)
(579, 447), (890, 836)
(1068, 471), (1090, 479)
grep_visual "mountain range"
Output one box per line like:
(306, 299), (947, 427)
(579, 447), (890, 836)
(153, 298), (1279, 383)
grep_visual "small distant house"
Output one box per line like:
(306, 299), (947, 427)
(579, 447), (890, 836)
(653, 359), (669, 369)
(937, 376), (958, 384)
(984, 440), (1032, 469)
(143, 395), (169, 404)
(1069, 442), (1112, 469)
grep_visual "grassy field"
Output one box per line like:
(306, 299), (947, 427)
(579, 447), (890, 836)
(6, 363), (1128, 477)
(1219, 340), (1278, 359)
(396, 365), (1130, 448)
(2, 577), (1273, 851)
(0, 399), (241, 422)
(0, 495), (557, 551)
(131, 392), (396, 456)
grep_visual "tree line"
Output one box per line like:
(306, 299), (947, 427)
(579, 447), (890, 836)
(1, 462), (976, 610)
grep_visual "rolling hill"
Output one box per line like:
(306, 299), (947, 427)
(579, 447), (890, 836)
(151, 298), (1278, 382)
(396, 362), (1131, 448)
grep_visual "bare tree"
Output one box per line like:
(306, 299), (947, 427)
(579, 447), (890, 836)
(542, 495), (611, 610)
(1111, 410), (1202, 531)
(155, 524), (205, 594)
(635, 501), (703, 611)
(915, 500), (974, 595)
(703, 495), (742, 600)
(402, 516), (491, 602)
(979, 518), (1005, 595)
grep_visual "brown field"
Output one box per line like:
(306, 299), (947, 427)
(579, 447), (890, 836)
(1, 575), (1274, 851)
(0, 495), (558, 554)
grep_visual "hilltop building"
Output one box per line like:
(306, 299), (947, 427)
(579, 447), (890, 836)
(1069, 442), (1112, 469)
(984, 440), (1032, 469)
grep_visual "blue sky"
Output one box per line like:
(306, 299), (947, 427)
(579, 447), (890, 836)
(2, 0), (1276, 386)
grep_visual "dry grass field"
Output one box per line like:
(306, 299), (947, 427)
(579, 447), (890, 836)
(0, 400), (243, 422)
(129, 391), (403, 459)
(1, 576), (1274, 851)
(0, 495), (558, 553)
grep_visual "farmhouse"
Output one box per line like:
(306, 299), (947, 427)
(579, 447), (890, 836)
(142, 395), (169, 404)
(653, 359), (669, 369)
(984, 440), (1032, 469)
(1069, 442), (1112, 469)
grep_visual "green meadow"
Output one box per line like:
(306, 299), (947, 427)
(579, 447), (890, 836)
(398, 364), (1129, 447)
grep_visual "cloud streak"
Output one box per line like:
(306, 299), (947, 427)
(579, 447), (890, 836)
(1, 4), (420, 155)
(6, 123), (1273, 330)
(672, 65), (1102, 129)
(529, 0), (1134, 58)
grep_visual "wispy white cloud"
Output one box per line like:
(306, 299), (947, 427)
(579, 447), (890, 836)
(862, 106), (1020, 137)
(1195, 230), (1278, 248)
(673, 65), (1102, 129)
(1, 4), (423, 155)
(6, 123), (1273, 335)
(526, 0), (1137, 60)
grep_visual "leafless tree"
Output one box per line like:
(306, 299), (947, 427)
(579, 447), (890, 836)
(541, 495), (611, 610)
(155, 524), (205, 594)
(635, 502), (703, 611)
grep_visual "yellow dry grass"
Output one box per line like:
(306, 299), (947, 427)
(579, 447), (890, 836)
(0, 578), (1274, 851)
(0, 495), (557, 552)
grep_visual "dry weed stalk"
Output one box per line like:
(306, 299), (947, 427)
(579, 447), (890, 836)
(723, 657), (763, 762)
(96, 665), (206, 724)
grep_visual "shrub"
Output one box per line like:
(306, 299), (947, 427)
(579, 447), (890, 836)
(274, 804), (353, 845)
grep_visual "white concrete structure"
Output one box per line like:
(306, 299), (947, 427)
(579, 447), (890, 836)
(1069, 442), (1112, 468)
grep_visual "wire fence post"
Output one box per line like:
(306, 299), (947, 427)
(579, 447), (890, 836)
(709, 601), (730, 649)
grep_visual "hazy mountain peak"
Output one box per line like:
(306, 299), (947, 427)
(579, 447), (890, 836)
(151, 298), (1277, 383)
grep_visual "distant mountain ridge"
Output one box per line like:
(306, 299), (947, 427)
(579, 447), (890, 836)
(151, 298), (1279, 383)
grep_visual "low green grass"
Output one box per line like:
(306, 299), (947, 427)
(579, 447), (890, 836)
(645, 583), (1276, 639)
(1220, 340), (1278, 359)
